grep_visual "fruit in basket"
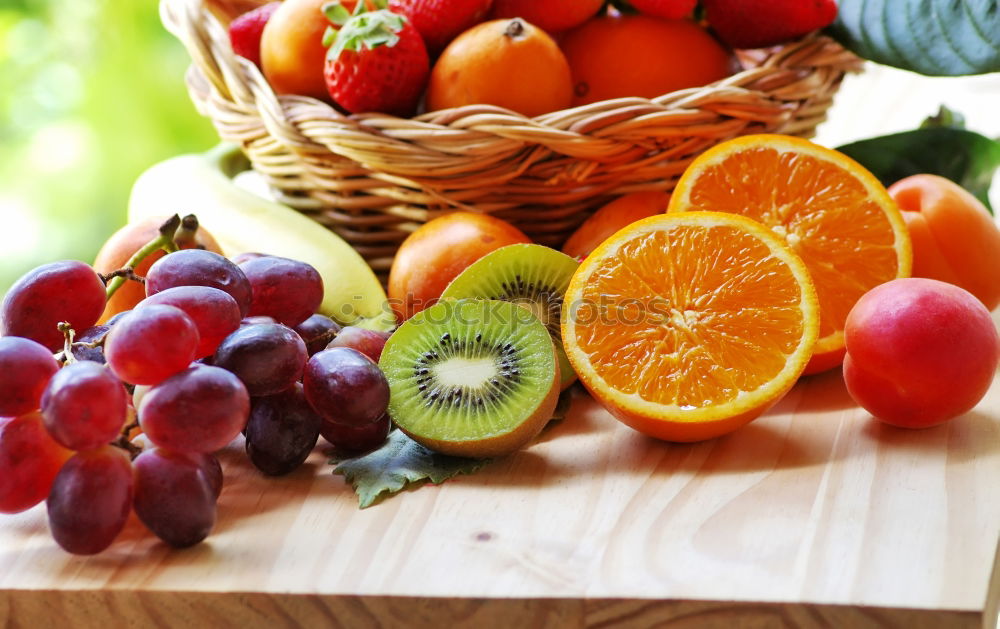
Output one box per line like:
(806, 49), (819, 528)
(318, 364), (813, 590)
(260, 0), (361, 101)
(379, 299), (560, 458)
(888, 174), (1000, 311)
(1, 260), (107, 351)
(127, 145), (393, 331)
(229, 1), (280, 67)
(562, 212), (820, 442)
(93, 215), (223, 324)
(322, 2), (430, 116)
(562, 190), (670, 260)
(623, 0), (697, 20)
(843, 278), (999, 429)
(561, 15), (733, 106)
(388, 0), (493, 54)
(702, 0), (838, 49)
(439, 243), (579, 390)
(489, 0), (604, 33)
(426, 18), (573, 117)
(388, 211), (531, 321)
(668, 134), (912, 374)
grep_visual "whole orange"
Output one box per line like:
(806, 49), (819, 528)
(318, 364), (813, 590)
(426, 18), (573, 117)
(562, 190), (671, 260)
(93, 216), (222, 324)
(561, 15), (733, 106)
(489, 0), (605, 34)
(387, 212), (532, 321)
(260, 0), (365, 102)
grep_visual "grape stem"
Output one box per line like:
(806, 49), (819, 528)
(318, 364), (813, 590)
(55, 322), (77, 365)
(110, 434), (142, 460)
(101, 214), (192, 300)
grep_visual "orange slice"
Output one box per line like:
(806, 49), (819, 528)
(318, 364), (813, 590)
(668, 134), (912, 374)
(562, 212), (820, 442)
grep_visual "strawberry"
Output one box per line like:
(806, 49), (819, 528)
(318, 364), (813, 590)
(622, 0), (697, 20)
(703, 0), (838, 49)
(228, 1), (281, 67)
(322, 2), (430, 116)
(387, 0), (493, 54)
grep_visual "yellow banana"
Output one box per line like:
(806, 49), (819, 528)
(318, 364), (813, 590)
(127, 144), (396, 332)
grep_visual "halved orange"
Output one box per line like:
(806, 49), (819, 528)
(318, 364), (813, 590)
(561, 211), (820, 442)
(668, 134), (912, 374)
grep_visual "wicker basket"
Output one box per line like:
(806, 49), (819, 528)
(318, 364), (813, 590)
(161, 0), (862, 273)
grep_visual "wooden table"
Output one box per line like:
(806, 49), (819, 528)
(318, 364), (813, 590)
(2, 64), (999, 628)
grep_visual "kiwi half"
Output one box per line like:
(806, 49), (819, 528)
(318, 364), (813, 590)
(379, 299), (559, 458)
(439, 243), (578, 390)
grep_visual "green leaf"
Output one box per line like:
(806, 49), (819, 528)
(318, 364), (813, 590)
(837, 124), (1000, 214)
(333, 430), (490, 508)
(828, 0), (1000, 76)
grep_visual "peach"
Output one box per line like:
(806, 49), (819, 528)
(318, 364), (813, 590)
(843, 278), (999, 428)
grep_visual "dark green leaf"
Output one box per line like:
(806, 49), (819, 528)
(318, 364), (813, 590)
(828, 0), (1000, 76)
(333, 430), (490, 508)
(837, 126), (1000, 213)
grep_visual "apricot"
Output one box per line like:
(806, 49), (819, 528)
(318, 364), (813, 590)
(843, 278), (999, 429)
(888, 174), (1000, 311)
(561, 190), (670, 260)
(93, 216), (222, 324)
(387, 212), (531, 321)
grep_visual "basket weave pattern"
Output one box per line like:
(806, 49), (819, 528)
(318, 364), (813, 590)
(161, 0), (862, 272)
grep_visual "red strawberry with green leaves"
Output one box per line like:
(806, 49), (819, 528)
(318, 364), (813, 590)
(619, 0), (697, 20)
(322, 1), (430, 116)
(387, 0), (493, 54)
(703, 0), (838, 49)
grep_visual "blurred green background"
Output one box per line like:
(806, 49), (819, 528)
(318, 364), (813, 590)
(0, 0), (216, 296)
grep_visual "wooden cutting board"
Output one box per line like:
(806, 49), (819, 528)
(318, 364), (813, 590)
(0, 347), (997, 628)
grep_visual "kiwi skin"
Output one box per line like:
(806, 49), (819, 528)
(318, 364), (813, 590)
(396, 350), (560, 459)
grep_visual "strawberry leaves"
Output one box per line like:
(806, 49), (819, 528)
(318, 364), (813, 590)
(829, 0), (1000, 76)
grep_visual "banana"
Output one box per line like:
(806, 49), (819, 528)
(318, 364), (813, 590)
(127, 144), (396, 332)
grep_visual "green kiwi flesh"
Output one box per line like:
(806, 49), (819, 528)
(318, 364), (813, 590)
(379, 299), (559, 458)
(439, 243), (578, 389)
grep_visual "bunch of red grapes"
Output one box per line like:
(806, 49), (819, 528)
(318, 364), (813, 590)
(0, 247), (392, 554)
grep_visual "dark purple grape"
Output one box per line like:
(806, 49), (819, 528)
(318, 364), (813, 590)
(137, 285), (242, 358)
(0, 336), (60, 416)
(104, 310), (131, 326)
(303, 347), (389, 427)
(72, 324), (110, 364)
(213, 323), (307, 396)
(321, 413), (390, 455)
(46, 445), (133, 555)
(0, 412), (71, 514)
(145, 249), (252, 317)
(1, 260), (107, 351)
(133, 448), (216, 548)
(230, 252), (266, 265)
(41, 361), (128, 451)
(195, 452), (224, 500)
(138, 365), (249, 453)
(238, 256), (323, 327)
(294, 314), (341, 356)
(104, 304), (200, 385)
(245, 383), (322, 476)
(326, 326), (387, 362)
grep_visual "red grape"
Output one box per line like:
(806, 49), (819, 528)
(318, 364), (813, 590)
(245, 383), (322, 476)
(0, 336), (60, 416)
(138, 285), (242, 358)
(40, 361), (128, 451)
(146, 249), (252, 316)
(238, 255), (323, 326)
(326, 326), (387, 362)
(105, 304), (200, 385)
(213, 323), (307, 396)
(322, 413), (391, 455)
(1, 260), (107, 351)
(0, 412), (72, 513)
(46, 445), (133, 555)
(294, 314), (341, 356)
(133, 448), (217, 548)
(303, 347), (389, 427)
(195, 452), (224, 500)
(138, 365), (249, 453)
